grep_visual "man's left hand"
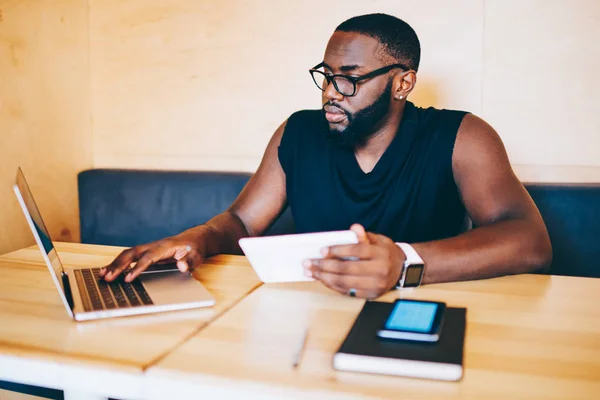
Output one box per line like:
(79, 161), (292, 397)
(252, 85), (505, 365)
(303, 224), (406, 299)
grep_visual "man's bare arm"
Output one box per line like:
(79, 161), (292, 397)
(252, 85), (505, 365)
(199, 120), (289, 257)
(101, 121), (288, 281)
(413, 114), (552, 284)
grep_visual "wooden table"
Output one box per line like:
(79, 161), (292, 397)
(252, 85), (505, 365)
(146, 274), (600, 400)
(0, 242), (260, 400)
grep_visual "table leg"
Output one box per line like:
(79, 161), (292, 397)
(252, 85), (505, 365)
(63, 390), (108, 400)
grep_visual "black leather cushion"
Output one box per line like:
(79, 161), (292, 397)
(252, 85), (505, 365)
(78, 169), (294, 247)
(525, 183), (600, 278)
(79, 169), (599, 278)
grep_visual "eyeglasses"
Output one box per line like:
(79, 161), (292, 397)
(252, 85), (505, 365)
(309, 62), (409, 97)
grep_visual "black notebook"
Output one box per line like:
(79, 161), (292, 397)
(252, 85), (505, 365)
(333, 301), (466, 381)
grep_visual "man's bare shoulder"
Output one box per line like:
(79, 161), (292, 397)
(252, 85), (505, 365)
(453, 113), (509, 168)
(457, 113), (497, 135)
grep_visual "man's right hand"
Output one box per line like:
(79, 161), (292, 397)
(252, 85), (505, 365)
(99, 233), (206, 283)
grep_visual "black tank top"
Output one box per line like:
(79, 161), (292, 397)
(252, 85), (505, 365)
(278, 101), (469, 243)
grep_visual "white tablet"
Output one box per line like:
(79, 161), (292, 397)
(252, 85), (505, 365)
(239, 230), (359, 283)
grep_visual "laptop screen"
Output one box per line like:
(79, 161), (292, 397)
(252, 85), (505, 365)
(14, 168), (66, 293)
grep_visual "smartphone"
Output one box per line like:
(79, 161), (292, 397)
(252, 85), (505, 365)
(377, 299), (446, 342)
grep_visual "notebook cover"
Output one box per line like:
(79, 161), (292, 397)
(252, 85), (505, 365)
(334, 301), (466, 377)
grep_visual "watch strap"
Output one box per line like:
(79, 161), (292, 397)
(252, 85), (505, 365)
(396, 242), (423, 264)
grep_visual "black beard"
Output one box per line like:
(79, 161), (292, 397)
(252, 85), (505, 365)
(324, 80), (393, 148)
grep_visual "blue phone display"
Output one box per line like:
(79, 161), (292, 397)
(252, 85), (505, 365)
(384, 301), (438, 333)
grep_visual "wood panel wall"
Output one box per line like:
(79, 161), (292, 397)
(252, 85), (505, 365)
(0, 0), (91, 254)
(89, 0), (600, 179)
(1, 0), (599, 255)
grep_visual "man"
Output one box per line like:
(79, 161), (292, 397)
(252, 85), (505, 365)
(101, 13), (552, 299)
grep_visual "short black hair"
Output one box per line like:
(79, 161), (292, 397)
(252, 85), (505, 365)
(335, 13), (421, 72)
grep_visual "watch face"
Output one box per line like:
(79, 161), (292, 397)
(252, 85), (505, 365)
(403, 264), (424, 288)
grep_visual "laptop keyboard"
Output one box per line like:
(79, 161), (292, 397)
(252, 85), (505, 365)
(74, 268), (154, 312)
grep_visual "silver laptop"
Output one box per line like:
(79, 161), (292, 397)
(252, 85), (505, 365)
(13, 167), (215, 321)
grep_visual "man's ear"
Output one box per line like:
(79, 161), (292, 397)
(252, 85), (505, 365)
(393, 71), (417, 100)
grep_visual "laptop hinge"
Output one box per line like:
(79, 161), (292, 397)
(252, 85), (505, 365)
(61, 272), (75, 310)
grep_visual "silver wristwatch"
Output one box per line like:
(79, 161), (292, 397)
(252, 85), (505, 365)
(395, 242), (425, 289)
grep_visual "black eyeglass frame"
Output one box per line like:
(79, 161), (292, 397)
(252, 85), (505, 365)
(309, 62), (410, 97)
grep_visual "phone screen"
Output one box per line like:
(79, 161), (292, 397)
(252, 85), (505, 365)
(384, 301), (438, 333)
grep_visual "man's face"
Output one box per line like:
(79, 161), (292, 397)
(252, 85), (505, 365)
(320, 31), (395, 147)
